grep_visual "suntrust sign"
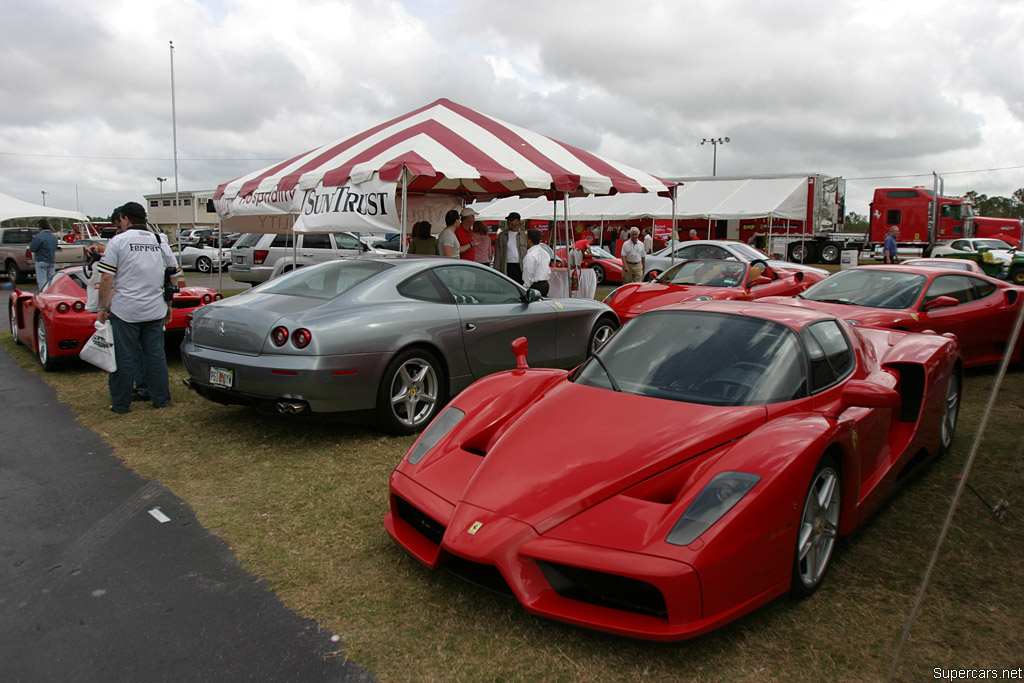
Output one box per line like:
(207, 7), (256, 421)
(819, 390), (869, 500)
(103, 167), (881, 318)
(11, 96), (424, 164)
(294, 178), (400, 233)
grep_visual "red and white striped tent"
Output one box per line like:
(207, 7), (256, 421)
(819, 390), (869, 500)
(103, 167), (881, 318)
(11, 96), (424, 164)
(213, 98), (673, 234)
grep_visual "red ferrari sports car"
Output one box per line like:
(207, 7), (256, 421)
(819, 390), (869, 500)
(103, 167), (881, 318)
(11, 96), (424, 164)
(8, 265), (222, 370)
(384, 300), (962, 641)
(767, 265), (1024, 368)
(554, 244), (624, 284)
(605, 258), (825, 322)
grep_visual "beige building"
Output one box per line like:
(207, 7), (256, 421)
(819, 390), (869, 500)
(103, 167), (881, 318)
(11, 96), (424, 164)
(144, 189), (221, 236)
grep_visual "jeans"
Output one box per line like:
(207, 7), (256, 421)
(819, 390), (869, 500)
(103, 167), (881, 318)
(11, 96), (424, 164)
(34, 261), (56, 288)
(109, 314), (169, 412)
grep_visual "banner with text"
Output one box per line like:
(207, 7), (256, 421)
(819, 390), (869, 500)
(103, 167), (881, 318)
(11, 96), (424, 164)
(293, 178), (400, 233)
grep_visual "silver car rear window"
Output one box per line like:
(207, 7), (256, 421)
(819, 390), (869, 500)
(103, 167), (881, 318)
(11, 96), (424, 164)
(257, 260), (390, 300)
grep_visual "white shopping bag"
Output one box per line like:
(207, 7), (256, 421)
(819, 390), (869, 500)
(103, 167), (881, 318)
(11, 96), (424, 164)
(79, 320), (117, 373)
(84, 260), (103, 312)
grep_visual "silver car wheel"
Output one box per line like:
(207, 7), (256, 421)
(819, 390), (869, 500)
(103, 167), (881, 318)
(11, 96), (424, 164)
(793, 458), (840, 595)
(589, 319), (618, 356)
(196, 256), (212, 273)
(941, 371), (960, 453)
(388, 356), (439, 429)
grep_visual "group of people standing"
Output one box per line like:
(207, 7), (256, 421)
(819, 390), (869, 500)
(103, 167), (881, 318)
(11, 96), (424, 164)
(410, 208), (493, 264)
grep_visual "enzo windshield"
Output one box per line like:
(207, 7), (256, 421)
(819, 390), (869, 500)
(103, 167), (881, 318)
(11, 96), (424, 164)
(254, 260), (390, 300)
(589, 245), (615, 259)
(658, 260), (747, 287)
(575, 310), (806, 406)
(801, 269), (925, 309)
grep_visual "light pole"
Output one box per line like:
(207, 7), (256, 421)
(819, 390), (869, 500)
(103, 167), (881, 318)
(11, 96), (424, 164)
(157, 176), (168, 193)
(41, 190), (49, 206)
(700, 137), (730, 176)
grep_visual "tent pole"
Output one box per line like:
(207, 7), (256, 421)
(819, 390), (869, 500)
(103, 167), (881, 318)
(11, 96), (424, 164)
(670, 184), (677, 269)
(401, 165), (408, 259)
(217, 224), (223, 292)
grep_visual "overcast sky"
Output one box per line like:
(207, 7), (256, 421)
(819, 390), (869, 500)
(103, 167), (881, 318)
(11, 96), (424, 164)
(2, 0), (1022, 220)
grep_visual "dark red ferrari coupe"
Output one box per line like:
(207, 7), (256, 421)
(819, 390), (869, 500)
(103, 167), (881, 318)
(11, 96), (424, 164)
(384, 300), (962, 641)
(605, 258), (825, 322)
(767, 265), (1024, 368)
(8, 266), (222, 370)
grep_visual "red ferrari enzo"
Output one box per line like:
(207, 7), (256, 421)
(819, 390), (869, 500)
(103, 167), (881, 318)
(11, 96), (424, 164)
(8, 265), (222, 370)
(768, 265), (1024, 368)
(605, 258), (825, 322)
(384, 300), (962, 641)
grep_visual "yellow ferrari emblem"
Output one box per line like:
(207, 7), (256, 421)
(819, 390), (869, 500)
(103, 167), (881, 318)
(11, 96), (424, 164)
(554, 302), (563, 310)
(468, 521), (483, 535)
(911, 313), (919, 322)
(851, 430), (858, 451)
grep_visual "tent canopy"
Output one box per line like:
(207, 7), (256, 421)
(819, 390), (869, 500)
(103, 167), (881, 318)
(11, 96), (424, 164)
(473, 176), (810, 222)
(215, 98), (673, 206)
(0, 192), (88, 223)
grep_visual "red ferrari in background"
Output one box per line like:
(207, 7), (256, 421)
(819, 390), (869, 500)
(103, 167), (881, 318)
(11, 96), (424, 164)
(766, 265), (1024, 368)
(8, 266), (222, 370)
(554, 244), (624, 284)
(605, 258), (825, 322)
(385, 300), (962, 641)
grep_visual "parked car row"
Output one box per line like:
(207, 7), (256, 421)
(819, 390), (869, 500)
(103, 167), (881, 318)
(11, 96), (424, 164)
(7, 236), (1023, 645)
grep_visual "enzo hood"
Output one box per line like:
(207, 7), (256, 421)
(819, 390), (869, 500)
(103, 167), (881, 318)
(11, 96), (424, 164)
(412, 378), (768, 534)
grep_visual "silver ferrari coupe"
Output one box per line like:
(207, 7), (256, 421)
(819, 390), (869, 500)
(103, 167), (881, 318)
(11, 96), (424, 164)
(181, 258), (620, 433)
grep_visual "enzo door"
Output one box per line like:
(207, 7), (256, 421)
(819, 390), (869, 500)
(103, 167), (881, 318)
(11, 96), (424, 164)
(431, 264), (559, 378)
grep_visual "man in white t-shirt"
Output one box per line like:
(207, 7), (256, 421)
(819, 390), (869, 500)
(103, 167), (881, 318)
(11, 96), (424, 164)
(96, 202), (180, 413)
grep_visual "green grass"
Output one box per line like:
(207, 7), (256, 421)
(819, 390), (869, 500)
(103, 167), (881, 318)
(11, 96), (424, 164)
(4, 335), (1022, 682)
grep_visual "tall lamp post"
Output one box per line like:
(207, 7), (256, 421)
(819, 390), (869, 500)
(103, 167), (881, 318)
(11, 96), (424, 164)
(41, 190), (49, 206)
(157, 176), (168, 193)
(700, 137), (730, 176)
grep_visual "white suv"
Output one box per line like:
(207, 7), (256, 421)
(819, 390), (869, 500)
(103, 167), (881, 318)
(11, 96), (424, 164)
(229, 231), (393, 285)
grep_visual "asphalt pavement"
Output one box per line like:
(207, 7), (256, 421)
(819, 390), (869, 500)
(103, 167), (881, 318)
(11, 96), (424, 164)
(0, 347), (374, 682)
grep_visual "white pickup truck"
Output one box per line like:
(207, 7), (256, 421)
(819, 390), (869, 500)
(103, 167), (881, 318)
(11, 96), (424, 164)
(0, 227), (94, 284)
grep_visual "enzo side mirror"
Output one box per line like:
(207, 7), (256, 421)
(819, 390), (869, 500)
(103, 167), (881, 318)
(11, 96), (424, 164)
(922, 295), (959, 312)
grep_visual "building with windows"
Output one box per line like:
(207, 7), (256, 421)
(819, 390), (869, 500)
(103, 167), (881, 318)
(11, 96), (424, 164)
(143, 190), (221, 236)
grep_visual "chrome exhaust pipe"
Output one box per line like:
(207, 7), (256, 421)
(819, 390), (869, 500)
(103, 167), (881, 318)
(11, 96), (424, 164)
(182, 377), (194, 390)
(276, 400), (308, 415)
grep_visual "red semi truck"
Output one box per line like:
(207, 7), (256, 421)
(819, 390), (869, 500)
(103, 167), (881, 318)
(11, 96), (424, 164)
(769, 181), (1022, 264)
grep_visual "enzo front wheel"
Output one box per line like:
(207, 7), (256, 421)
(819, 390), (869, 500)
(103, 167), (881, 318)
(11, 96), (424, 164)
(791, 454), (841, 598)
(377, 348), (444, 435)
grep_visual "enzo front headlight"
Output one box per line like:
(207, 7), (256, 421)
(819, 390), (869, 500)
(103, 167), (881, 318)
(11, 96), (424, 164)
(691, 295), (713, 301)
(406, 407), (465, 464)
(666, 471), (761, 546)
(603, 287), (621, 303)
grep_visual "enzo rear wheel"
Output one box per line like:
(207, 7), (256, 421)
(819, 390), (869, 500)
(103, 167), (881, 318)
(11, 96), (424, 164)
(939, 370), (961, 456)
(10, 304), (22, 345)
(590, 264), (605, 284)
(791, 454), (841, 598)
(377, 348), (444, 435)
(36, 316), (54, 371)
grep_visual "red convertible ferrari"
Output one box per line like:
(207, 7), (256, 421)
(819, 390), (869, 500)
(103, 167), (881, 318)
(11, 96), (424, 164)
(768, 265), (1024, 368)
(8, 266), (222, 370)
(605, 258), (825, 322)
(384, 300), (962, 641)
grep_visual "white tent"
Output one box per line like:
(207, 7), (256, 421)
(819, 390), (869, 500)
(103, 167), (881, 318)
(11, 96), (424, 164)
(472, 177), (810, 222)
(0, 192), (88, 223)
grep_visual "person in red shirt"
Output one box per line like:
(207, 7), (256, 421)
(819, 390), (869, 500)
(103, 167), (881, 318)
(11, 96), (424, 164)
(456, 208), (477, 260)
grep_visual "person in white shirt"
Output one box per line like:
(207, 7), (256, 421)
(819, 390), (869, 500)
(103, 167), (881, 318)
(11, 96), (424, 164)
(643, 229), (653, 254)
(521, 229), (551, 297)
(494, 212), (528, 284)
(621, 227), (646, 283)
(96, 202), (180, 413)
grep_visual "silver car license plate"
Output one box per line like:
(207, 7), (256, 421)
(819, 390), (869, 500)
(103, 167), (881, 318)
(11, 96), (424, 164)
(209, 366), (234, 388)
